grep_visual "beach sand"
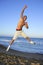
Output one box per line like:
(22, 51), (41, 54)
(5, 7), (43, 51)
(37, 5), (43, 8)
(0, 44), (43, 65)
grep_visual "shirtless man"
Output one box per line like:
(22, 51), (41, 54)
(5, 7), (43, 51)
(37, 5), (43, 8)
(6, 5), (35, 51)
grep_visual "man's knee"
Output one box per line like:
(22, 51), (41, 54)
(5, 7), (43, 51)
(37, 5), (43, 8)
(26, 37), (29, 39)
(25, 37), (31, 41)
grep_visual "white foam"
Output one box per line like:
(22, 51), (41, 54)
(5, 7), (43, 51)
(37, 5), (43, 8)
(0, 39), (10, 42)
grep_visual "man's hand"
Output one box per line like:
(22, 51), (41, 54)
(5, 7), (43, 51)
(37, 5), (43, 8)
(24, 5), (27, 9)
(25, 22), (29, 29)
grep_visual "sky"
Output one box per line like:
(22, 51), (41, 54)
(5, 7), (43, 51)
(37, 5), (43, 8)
(0, 0), (43, 38)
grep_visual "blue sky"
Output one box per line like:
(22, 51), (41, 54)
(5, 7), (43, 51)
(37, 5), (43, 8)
(0, 0), (43, 38)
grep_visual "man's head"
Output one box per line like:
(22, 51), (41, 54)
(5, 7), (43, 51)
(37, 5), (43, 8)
(23, 16), (27, 21)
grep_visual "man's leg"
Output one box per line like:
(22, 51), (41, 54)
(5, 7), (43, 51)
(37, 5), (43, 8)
(25, 37), (35, 44)
(6, 31), (19, 51)
(6, 39), (15, 52)
(21, 31), (35, 44)
(25, 37), (31, 42)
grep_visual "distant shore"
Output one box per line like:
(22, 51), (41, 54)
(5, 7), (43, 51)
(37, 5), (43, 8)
(0, 44), (43, 65)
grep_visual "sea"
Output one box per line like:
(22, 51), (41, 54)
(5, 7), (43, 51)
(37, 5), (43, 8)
(0, 36), (43, 54)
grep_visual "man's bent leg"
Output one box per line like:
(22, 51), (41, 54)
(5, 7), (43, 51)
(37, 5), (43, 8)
(26, 37), (31, 42)
(21, 31), (31, 42)
(26, 37), (35, 44)
(21, 31), (35, 44)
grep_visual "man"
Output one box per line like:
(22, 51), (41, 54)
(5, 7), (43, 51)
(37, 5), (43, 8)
(6, 5), (35, 51)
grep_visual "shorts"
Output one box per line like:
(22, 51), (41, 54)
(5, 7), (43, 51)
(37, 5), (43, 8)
(13, 30), (27, 40)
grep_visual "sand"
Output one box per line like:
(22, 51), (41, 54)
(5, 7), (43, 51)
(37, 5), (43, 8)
(0, 44), (43, 65)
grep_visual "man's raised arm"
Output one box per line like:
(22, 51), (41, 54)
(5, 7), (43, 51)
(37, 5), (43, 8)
(20, 5), (27, 17)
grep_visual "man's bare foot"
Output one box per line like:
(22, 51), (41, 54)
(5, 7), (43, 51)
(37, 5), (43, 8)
(6, 45), (11, 52)
(29, 41), (36, 45)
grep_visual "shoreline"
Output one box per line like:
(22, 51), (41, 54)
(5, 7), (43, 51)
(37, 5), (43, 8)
(0, 44), (43, 65)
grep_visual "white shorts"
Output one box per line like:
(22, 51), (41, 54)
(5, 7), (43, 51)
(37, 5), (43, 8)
(13, 30), (27, 40)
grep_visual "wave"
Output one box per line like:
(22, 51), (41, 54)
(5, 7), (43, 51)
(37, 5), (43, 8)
(0, 39), (10, 42)
(0, 38), (43, 45)
(0, 39), (26, 43)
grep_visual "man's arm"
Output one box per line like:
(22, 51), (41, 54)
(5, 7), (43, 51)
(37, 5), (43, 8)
(20, 5), (27, 17)
(25, 22), (29, 29)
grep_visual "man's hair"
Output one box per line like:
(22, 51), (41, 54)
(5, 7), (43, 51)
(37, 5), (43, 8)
(23, 15), (27, 19)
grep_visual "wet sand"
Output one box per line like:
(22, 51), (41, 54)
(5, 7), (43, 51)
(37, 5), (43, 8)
(0, 44), (43, 65)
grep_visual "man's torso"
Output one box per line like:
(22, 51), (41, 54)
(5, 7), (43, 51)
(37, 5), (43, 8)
(16, 18), (25, 30)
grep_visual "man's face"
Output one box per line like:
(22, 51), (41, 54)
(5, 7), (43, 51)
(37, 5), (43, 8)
(23, 16), (27, 21)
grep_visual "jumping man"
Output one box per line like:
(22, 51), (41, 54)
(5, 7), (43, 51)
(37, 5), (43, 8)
(6, 5), (35, 51)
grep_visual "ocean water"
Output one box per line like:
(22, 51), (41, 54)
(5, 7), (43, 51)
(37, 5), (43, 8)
(0, 36), (43, 54)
